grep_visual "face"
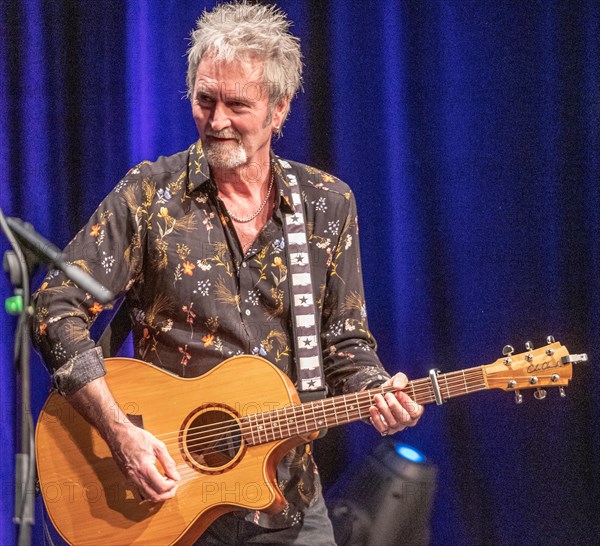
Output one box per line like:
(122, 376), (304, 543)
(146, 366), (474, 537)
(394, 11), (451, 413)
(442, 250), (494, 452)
(192, 55), (287, 172)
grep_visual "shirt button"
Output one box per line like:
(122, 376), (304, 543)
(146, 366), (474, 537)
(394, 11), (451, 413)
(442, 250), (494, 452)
(245, 309), (251, 316)
(242, 262), (247, 268)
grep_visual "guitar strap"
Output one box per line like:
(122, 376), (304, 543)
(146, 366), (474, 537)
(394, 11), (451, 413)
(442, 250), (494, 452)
(278, 161), (327, 404)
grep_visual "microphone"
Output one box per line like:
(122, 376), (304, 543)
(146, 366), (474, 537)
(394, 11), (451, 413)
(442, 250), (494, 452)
(5, 217), (114, 305)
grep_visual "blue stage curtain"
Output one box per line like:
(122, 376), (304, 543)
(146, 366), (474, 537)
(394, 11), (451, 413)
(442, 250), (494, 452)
(1, 2), (598, 544)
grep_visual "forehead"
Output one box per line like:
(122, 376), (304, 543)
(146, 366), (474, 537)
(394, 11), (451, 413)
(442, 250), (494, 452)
(194, 55), (268, 101)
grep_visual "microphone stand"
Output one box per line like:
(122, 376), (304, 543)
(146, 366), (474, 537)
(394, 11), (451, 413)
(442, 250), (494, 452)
(0, 209), (114, 546)
(1, 209), (35, 546)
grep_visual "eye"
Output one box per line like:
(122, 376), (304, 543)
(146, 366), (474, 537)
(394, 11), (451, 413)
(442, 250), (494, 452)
(228, 100), (249, 110)
(196, 94), (215, 107)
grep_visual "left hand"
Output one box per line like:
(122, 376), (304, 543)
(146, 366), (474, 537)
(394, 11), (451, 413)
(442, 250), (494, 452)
(369, 372), (423, 436)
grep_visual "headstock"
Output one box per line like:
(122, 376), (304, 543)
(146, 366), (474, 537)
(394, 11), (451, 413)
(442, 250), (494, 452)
(482, 337), (587, 403)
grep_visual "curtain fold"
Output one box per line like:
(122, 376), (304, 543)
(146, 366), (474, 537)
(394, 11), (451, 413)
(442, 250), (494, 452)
(1, 2), (598, 544)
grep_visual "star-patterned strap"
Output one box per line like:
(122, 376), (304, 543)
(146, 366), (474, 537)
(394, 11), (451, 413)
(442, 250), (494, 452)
(280, 164), (326, 400)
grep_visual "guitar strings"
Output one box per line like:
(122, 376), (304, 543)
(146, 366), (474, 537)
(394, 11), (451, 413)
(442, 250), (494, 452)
(152, 372), (487, 450)
(178, 381), (487, 457)
(165, 387), (486, 485)
(155, 378), (488, 471)
(168, 376), (485, 452)
(151, 369), (486, 445)
(148, 372), (487, 458)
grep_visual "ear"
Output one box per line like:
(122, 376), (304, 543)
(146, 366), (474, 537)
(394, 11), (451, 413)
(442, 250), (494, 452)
(271, 97), (290, 130)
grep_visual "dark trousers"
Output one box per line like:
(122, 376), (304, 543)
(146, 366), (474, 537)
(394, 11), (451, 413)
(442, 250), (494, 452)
(194, 495), (337, 546)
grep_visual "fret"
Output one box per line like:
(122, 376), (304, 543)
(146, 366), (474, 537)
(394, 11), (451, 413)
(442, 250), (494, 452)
(332, 398), (340, 426)
(301, 403), (309, 434)
(462, 369), (468, 393)
(423, 380), (433, 404)
(367, 390), (375, 410)
(290, 405), (299, 436)
(355, 393), (363, 420)
(260, 410), (268, 443)
(346, 395), (357, 421)
(285, 406), (292, 438)
(380, 385), (387, 401)
(254, 412), (263, 444)
(263, 411), (271, 442)
(269, 410), (279, 441)
(317, 399), (327, 430)
(248, 414), (256, 445)
(277, 408), (284, 440)
(310, 401), (318, 431)
(342, 394), (350, 423)
(427, 379), (435, 403)
(270, 410), (276, 441)
(442, 373), (450, 400)
(409, 382), (417, 403)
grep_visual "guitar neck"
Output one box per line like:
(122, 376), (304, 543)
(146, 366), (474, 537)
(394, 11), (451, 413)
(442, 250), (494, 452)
(243, 365), (487, 446)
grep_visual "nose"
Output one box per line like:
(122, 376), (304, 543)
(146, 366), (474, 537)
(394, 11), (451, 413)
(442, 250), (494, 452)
(209, 102), (231, 132)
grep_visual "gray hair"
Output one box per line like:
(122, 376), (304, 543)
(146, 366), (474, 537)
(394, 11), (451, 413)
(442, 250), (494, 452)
(186, 3), (303, 123)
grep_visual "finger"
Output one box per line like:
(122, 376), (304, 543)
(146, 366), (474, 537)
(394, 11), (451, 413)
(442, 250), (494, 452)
(383, 392), (416, 431)
(374, 393), (398, 429)
(387, 392), (422, 427)
(139, 485), (178, 504)
(369, 406), (388, 434)
(155, 440), (181, 481)
(391, 372), (408, 389)
(395, 391), (423, 420)
(139, 464), (179, 502)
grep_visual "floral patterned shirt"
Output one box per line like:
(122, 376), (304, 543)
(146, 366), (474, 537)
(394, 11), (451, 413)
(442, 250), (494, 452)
(33, 141), (390, 528)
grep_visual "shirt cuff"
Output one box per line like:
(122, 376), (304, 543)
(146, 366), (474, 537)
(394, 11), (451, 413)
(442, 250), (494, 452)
(344, 367), (391, 394)
(53, 346), (106, 396)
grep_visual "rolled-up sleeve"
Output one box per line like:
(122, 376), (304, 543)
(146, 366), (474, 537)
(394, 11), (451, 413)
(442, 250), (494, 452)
(32, 166), (147, 394)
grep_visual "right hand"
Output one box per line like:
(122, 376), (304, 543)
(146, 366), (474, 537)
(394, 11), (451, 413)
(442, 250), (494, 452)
(108, 422), (181, 502)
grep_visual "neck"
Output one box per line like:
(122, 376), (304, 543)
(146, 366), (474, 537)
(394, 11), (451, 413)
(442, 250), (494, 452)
(240, 366), (489, 446)
(214, 163), (271, 197)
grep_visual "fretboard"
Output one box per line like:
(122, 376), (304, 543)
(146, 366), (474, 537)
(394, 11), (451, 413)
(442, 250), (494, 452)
(241, 366), (487, 446)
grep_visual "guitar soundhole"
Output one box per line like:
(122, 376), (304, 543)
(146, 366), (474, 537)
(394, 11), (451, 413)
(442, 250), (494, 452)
(182, 406), (244, 473)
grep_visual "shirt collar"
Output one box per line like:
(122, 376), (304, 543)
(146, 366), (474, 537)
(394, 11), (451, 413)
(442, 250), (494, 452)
(271, 151), (296, 215)
(185, 140), (296, 215)
(186, 140), (212, 194)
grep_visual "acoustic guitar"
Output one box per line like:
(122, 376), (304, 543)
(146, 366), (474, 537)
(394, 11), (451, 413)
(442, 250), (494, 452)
(36, 340), (585, 545)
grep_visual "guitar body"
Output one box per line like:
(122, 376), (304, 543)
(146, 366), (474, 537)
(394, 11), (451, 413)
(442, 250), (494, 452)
(36, 355), (316, 545)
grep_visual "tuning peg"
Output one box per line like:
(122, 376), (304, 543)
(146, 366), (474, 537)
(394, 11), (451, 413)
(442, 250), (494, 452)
(559, 387), (566, 398)
(514, 389), (523, 404)
(502, 345), (514, 366)
(524, 341), (534, 361)
(534, 388), (547, 400)
(546, 335), (555, 344)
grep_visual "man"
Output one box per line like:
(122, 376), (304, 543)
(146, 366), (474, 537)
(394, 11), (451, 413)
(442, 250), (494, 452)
(33, 3), (423, 544)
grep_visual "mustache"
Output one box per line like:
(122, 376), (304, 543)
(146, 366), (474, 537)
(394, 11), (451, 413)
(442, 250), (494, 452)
(205, 129), (242, 143)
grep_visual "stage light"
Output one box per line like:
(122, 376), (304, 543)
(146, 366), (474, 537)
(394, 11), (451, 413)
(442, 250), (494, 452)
(327, 441), (437, 546)
(394, 443), (426, 463)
